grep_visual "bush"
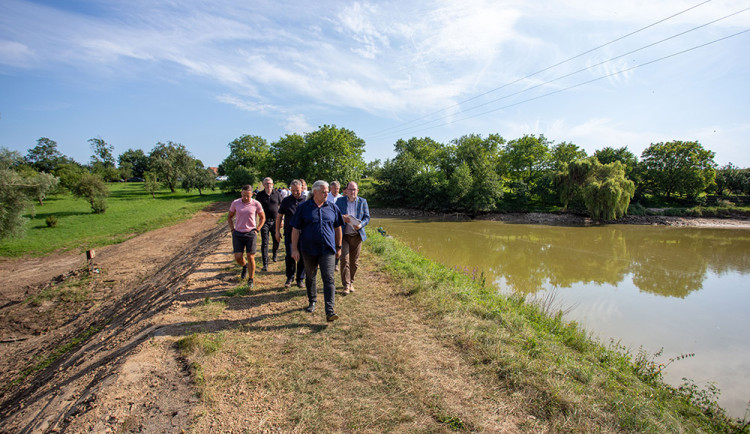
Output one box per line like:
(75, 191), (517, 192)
(71, 173), (110, 213)
(46, 215), (58, 227)
(91, 197), (108, 214)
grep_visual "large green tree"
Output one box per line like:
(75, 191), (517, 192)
(500, 134), (551, 202)
(89, 137), (115, 168)
(89, 138), (120, 181)
(118, 148), (149, 178)
(148, 141), (193, 192)
(641, 141), (716, 199)
(447, 134), (505, 212)
(268, 133), (306, 183)
(299, 125), (366, 182)
(220, 135), (270, 181)
(376, 137), (447, 209)
(713, 163), (750, 196)
(25, 137), (66, 173)
(550, 142), (587, 172)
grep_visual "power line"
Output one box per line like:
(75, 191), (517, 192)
(365, 6), (750, 141)
(381, 29), (749, 139)
(366, 0), (713, 138)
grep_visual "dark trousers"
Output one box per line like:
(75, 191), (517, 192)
(301, 252), (336, 316)
(260, 219), (279, 267)
(284, 239), (305, 283)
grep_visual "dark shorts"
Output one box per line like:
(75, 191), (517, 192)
(232, 230), (257, 255)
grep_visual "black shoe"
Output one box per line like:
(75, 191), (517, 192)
(261, 266), (268, 272)
(284, 277), (293, 288)
(296, 281), (303, 288)
(247, 278), (254, 289)
(326, 313), (339, 322)
(305, 302), (316, 313)
(272, 254), (278, 262)
(240, 265), (247, 280)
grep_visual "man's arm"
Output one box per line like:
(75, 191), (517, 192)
(227, 210), (236, 232)
(356, 199), (370, 230)
(275, 214), (283, 242)
(291, 228), (301, 261)
(255, 210), (266, 232)
(335, 226), (342, 259)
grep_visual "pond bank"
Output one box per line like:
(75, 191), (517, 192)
(371, 208), (750, 229)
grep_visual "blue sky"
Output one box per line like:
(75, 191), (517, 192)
(1, 0), (748, 169)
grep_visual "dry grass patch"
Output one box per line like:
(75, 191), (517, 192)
(175, 239), (527, 432)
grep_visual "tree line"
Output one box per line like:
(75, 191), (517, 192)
(0, 137), (217, 239)
(374, 134), (747, 217)
(3, 125), (747, 240)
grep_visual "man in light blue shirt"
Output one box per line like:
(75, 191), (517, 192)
(335, 181), (370, 295)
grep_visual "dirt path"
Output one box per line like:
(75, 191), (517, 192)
(1, 204), (533, 432)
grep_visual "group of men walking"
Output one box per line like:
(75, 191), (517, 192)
(227, 178), (370, 323)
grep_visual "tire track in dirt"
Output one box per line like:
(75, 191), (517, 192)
(0, 206), (229, 433)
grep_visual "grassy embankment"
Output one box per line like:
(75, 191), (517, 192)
(0, 182), (232, 257)
(360, 231), (748, 432)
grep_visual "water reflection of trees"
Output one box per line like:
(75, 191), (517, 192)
(387, 221), (750, 299)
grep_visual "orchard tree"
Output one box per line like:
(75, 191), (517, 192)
(89, 137), (115, 168)
(641, 141), (716, 199)
(1, 148), (25, 171)
(148, 141), (193, 192)
(26, 137), (65, 173)
(0, 165), (60, 239)
(143, 171), (159, 198)
(72, 173), (109, 213)
(182, 160), (216, 196)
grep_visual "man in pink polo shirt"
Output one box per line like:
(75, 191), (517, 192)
(228, 184), (266, 288)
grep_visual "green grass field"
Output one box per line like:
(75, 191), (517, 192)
(0, 183), (232, 257)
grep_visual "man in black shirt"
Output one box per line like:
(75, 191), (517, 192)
(275, 179), (306, 288)
(255, 177), (282, 271)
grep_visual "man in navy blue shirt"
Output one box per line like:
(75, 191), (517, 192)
(291, 180), (344, 322)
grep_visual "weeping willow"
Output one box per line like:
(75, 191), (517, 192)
(559, 158), (635, 221)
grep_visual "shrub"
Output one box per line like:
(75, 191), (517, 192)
(46, 215), (58, 227)
(71, 173), (110, 213)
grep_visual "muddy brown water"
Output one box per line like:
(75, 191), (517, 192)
(374, 217), (750, 418)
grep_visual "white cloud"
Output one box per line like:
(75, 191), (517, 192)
(284, 114), (313, 134)
(0, 40), (33, 67)
(216, 94), (277, 114)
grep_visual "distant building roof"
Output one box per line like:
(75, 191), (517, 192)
(208, 166), (219, 175)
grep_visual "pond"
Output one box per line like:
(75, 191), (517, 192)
(373, 217), (750, 418)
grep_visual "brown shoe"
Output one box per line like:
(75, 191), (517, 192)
(342, 285), (350, 295)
